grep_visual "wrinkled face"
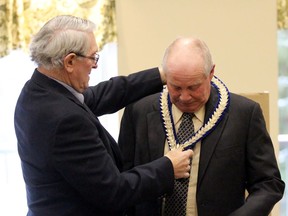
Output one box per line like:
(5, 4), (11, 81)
(67, 32), (98, 93)
(166, 63), (214, 113)
(163, 37), (214, 113)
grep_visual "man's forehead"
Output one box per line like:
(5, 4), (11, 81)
(167, 72), (207, 85)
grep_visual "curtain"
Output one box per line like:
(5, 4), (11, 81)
(1, 1), (287, 58)
(278, 0), (288, 29)
(0, 0), (116, 57)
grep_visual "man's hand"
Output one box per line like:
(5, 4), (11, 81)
(165, 148), (193, 179)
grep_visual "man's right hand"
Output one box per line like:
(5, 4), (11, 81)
(165, 148), (193, 179)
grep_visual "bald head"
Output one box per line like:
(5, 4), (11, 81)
(162, 37), (213, 77)
(162, 37), (215, 113)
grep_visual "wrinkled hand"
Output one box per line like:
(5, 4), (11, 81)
(165, 148), (193, 179)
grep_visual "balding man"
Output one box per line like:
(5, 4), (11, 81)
(118, 37), (285, 216)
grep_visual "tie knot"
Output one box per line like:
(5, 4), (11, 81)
(182, 112), (194, 120)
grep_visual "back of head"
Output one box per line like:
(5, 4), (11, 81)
(30, 15), (96, 70)
(162, 37), (213, 76)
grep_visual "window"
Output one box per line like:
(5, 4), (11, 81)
(278, 29), (288, 216)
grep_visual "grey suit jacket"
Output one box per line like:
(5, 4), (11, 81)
(118, 86), (285, 216)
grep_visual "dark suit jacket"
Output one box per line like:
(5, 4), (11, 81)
(118, 86), (285, 216)
(14, 68), (175, 216)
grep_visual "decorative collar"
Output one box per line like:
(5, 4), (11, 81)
(160, 76), (230, 150)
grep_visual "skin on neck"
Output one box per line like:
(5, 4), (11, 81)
(38, 66), (65, 81)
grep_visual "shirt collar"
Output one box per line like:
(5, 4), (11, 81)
(51, 78), (84, 104)
(172, 104), (205, 124)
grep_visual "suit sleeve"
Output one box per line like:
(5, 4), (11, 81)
(52, 112), (174, 212)
(84, 67), (163, 116)
(229, 103), (285, 216)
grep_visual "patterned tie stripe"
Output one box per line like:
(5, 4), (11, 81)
(177, 113), (195, 144)
(164, 112), (194, 216)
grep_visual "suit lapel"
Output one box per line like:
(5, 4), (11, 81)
(32, 70), (123, 169)
(147, 97), (166, 161)
(197, 87), (229, 185)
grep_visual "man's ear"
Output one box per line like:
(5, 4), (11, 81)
(63, 53), (77, 73)
(210, 64), (215, 78)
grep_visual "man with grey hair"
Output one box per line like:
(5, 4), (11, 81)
(118, 36), (285, 216)
(14, 15), (193, 216)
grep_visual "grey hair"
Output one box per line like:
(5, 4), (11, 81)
(30, 15), (96, 70)
(162, 37), (214, 75)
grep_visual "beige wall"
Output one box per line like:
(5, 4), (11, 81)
(116, 1), (279, 215)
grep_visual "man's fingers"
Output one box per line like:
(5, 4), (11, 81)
(185, 149), (193, 158)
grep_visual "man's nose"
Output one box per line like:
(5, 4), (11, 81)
(179, 91), (191, 101)
(92, 62), (98, 69)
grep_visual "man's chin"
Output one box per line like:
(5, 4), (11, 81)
(177, 103), (202, 113)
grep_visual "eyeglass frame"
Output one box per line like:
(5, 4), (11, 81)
(74, 52), (100, 63)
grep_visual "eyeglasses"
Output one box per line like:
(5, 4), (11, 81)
(75, 53), (100, 63)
